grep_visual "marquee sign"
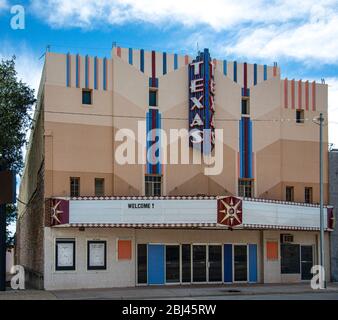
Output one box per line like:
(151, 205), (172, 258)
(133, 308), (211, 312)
(188, 48), (215, 153)
(217, 196), (243, 228)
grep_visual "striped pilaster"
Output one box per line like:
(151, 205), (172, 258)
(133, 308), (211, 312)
(140, 49), (145, 73)
(163, 52), (167, 75)
(146, 109), (162, 174)
(66, 53), (71, 87)
(94, 56), (98, 90)
(233, 61), (237, 83)
(128, 48), (133, 65)
(76, 54), (80, 88)
(174, 54), (178, 70)
(239, 117), (253, 179)
(103, 57), (107, 91)
(253, 64), (257, 86)
(85, 55), (89, 89)
(263, 65), (267, 81)
(223, 60), (227, 76)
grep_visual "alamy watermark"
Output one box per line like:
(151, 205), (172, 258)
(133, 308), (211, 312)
(310, 265), (326, 290)
(10, 265), (25, 290)
(6, 5), (25, 30)
(114, 123), (224, 176)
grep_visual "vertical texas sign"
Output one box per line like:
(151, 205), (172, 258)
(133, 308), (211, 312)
(188, 48), (215, 154)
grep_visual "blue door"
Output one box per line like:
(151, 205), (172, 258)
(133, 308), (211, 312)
(224, 244), (233, 283)
(148, 244), (165, 285)
(248, 244), (258, 283)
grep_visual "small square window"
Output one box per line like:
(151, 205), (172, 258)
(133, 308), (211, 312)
(82, 89), (92, 105)
(296, 110), (304, 123)
(241, 98), (250, 115)
(70, 177), (80, 197)
(286, 186), (294, 202)
(145, 175), (162, 196)
(305, 187), (313, 203)
(149, 90), (157, 107)
(238, 179), (253, 198)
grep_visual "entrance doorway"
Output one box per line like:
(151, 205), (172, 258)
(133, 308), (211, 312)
(192, 245), (207, 282)
(234, 245), (248, 282)
(301, 245), (314, 280)
(208, 245), (222, 282)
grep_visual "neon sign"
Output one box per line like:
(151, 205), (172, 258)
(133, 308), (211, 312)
(189, 48), (215, 154)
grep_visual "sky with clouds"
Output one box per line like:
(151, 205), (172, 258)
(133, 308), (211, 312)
(0, 0), (338, 148)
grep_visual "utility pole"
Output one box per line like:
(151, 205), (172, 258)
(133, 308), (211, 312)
(319, 112), (326, 289)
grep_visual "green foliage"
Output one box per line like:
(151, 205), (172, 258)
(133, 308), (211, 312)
(0, 57), (36, 246)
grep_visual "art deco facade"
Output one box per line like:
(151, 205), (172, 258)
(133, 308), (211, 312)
(16, 46), (333, 289)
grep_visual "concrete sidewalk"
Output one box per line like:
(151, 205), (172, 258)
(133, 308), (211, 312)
(1, 283), (338, 300)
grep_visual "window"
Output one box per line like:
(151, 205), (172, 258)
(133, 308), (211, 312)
(87, 241), (107, 270)
(286, 186), (294, 202)
(149, 90), (158, 107)
(118, 240), (132, 260)
(82, 89), (92, 105)
(296, 110), (304, 123)
(137, 244), (147, 284)
(145, 175), (162, 196)
(95, 178), (105, 197)
(166, 245), (180, 283)
(181, 244), (191, 283)
(70, 177), (80, 197)
(305, 187), (313, 204)
(238, 179), (254, 198)
(241, 98), (250, 115)
(281, 244), (300, 274)
(55, 239), (75, 271)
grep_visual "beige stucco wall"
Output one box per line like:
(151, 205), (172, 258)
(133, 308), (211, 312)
(42, 51), (329, 203)
(44, 227), (329, 290)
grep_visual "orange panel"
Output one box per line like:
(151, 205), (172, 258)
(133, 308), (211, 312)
(118, 240), (132, 260)
(266, 241), (278, 260)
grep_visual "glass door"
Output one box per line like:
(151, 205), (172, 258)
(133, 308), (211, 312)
(234, 245), (248, 282)
(165, 245), (180, 283)
(193, 245), (207, 282)
(181, 244), (191, 283)
(301, 245), (313, 280)
(208, 245), (222, 282)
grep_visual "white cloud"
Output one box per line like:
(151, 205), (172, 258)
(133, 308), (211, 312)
(29, 1), (338, 63)
(0, 42), (43, 95)
(30, 0), (338, 30)
(0, 0), (8, 11)
(327, 78), (338, 148)
(224, 9), (338, 63)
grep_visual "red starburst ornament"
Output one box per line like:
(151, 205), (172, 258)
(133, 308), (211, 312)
(217, 196), (243, 227)
(50, 199), (69, 226)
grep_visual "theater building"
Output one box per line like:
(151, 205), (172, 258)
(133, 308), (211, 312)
(16, 46), (334, 290)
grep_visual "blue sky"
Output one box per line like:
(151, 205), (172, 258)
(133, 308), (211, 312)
(0, 0), (338, 147)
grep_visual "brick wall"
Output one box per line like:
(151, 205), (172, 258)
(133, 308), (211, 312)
(16, 163), (45, 289)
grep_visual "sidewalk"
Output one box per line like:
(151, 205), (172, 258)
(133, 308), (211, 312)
(1, 283), (338, 300)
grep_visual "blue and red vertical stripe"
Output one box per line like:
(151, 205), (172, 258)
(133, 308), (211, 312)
(239, 117), (253, 179)
(146, 109), (162, 174)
